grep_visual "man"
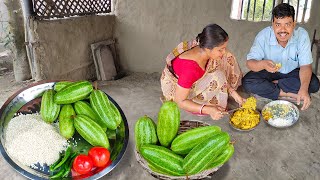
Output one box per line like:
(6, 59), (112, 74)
(242, 3), (320, 110)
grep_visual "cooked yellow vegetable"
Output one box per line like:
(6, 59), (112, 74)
(241, 97), (257, 110)
(262, 110), (272, 121)
(275, 63), (282, 71)
(230, 97), (260, 130)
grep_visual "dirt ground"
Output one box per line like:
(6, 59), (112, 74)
(1, 70), (320, 180)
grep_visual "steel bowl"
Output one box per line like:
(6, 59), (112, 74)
(261, 100), (299, 128)
(229, 109), (261, 131)
(0, 81), (129, 179)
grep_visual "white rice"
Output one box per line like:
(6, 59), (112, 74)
(268, 118), (293, 127)
(4, 113), (68, 166)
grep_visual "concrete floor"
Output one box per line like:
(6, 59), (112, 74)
(1, 71), (320, 180)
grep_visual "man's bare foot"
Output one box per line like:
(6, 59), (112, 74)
(279, 90), (299, 99)
(286, 92), (299, 99)
(278, 92), (301, 104)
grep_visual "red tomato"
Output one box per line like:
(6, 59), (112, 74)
(88, 147), (110, 167)
(73, 154), (93, 175)
(95, 160), (112, 173)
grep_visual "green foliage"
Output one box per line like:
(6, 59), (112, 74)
(3, 30), (13, 48)
(0, 20), (13, 48)
(0, 2), (14, 49)
(242, 0), (274, 21)
(242, 0), (300, 22)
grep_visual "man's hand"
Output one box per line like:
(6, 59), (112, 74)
(297, 65), (313, 110)
(297, 89), (311, 110)
(262, 60), (278, 73)
(247, 59), (279, 72)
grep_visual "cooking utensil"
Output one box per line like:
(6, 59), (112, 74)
(228, 109), (261, 131)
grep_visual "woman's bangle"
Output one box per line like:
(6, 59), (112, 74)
(199, 104), (206, 115)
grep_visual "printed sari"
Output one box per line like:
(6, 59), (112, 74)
(160, 39), (242, 109)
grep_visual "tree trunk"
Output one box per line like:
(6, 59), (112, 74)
(5, 0), (31, 81)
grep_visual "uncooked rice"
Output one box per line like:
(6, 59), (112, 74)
(5, 113), (68, 166)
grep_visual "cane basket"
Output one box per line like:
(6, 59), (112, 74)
(135, 120), (222, 180)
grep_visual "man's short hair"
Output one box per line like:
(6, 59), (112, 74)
(272, 3), (295, 22)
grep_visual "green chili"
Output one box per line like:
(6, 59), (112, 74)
(70, 152), (78, 159)
(49, 154), (63, 172)
(61, 157), (74, 177)
(51, 146), (72, 171)
(60, 152), (78, 177)
(49, 168), (65, 179)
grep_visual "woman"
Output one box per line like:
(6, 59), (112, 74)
(160, 24), (245, 120)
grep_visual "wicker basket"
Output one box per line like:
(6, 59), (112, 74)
(135, 120), (221, 180)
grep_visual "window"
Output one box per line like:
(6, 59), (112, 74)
(31, 0), (112, 20)
(230, 0), (313, 23)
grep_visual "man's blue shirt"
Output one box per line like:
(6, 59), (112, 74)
(247, 26), (312, 74)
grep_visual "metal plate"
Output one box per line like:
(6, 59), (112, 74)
(0, 80), (129, 180)
(262, 100), (299, 128)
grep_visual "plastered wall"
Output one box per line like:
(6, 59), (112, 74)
(29, 15), (115, 80)
(0, 0), (9, 42)
(113, 0), (320, 74)
(20, 0), (320, 80)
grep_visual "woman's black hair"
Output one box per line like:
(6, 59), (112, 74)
(272, 3), (295, 22)
(196, 24), (228, 49)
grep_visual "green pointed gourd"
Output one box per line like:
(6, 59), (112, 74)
(171, 125), (221, 155)
(135, 116), (158, 152)
(140, 144), (185, 176)
(53, 81), (73, 92)
(148, 162), (172, 176)
(74, 100), (102, 125)
(89, 90), (122, 130)
(54, 81), (93, 104)
(183, 132), (230, 175)
(205, 143), (234, 170)
(74, 114), (110, 149)
(157, 101), (180, 147)
(58, 104), (76, 139)
(40, 89), (60, 123)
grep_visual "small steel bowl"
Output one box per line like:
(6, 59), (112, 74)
(229, 109), (261, 131)
(0, 81), (129, 180)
